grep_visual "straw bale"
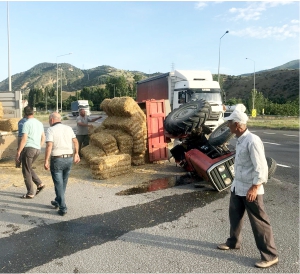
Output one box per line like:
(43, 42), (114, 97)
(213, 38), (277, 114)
(80, 145), (106, 164)
(100, 129), (133, 155)
(0, 118), (19, 132)
(93, 124), (106, 133)
(91, 165), (131, 180)
(102, 116), (146, 137)
(90, 154), (131, 174)
(0, 103), (3, 119)
(108, 97), (146, 120)
(131, 153), (147, 166)
(90, 132), (119, 155)
(100, 98), (113, 116)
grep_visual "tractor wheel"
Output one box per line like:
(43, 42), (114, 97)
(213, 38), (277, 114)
(164, 99), (211, 136)
(208, 121), (234, 146)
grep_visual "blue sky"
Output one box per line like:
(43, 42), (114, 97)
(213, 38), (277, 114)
(0, 1), (299, 83)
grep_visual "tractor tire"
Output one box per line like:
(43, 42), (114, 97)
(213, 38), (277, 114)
(164, 99), (211, 136)
(266, 157), (277, 179)
(208, 121), (234, 146)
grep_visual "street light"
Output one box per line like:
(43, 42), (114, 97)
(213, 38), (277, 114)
(56, 52), (72, 112)
(217, 30), (229, 84)
(246, 57), (256, 111)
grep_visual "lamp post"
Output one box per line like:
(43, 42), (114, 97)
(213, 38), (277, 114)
(60, 67), (63, 113)
(56, 52), (72, 112)
(246, 57), (256, 111)
(217, 30), (229, 84)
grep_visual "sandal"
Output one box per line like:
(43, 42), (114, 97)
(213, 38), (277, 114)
(36, 185), (45, 195)
(20, 194), (34, 199)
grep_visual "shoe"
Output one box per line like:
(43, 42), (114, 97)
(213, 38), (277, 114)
(20, 194), (34, 199)
(217, 243), (240, 250)
(36, 185), (45, 195)
(255, 257), (278, 268)
(51, 201), (59, 209)
(58, 210), (67, 216)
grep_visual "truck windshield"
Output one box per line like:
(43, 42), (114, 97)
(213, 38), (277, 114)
(187, 88), (222, 102)
(79, 105), (89, 108)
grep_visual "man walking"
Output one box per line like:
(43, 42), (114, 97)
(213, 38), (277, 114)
(76, 108), (102, 154)
(44, 112), (80, 216)
(16, 112), (28, 168)
(217, 109), (278, 268)
(16, 106), (45, 198)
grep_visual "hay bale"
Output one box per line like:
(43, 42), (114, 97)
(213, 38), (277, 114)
(0, 103), (3, 119)
(100, 98), (113, 116)
(90, 154), (131, 179)
(80, 145), (106, 164)
(89, 132), (119, 155)
(131, 153), (147, 166)
(93, 124), (106, 133)
(101, 129), (133, 155)
(102, 116), (145, 137)
(108, 97), (146, 119)
(0, 118), (19, 131)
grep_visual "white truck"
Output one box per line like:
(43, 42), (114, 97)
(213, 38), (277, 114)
(71, 100), (91, 116)
(136, 70), (224, 132)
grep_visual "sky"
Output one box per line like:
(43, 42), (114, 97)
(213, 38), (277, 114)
(0, 1), (299, 83)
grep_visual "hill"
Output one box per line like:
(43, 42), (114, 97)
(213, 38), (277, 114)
(0, 60), (298, 103)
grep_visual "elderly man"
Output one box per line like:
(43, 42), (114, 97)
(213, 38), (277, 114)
(217, 109), (278, 268)
(76, 108), (102, 154)
(44, 112), (80, 216)
(16, 106), (45, 198)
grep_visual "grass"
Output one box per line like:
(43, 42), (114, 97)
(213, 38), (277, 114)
(34, 112), (299, 130)
(248, 116), (299, 130)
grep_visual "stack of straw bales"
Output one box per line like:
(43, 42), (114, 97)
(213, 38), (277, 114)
(82, 97), (148, 180)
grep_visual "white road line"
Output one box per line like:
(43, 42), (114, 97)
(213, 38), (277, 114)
(263, 142), (281, 146)
(283, 134), (298, 137)
(263, 132), (276, 134)
(277, 164), (291, 168)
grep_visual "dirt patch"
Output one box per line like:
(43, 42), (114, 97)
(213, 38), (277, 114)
(0, 153), (185, 191)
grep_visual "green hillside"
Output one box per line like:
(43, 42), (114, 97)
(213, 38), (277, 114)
(0, 60), (298, 103)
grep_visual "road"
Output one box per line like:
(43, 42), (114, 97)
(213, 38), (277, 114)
(0, 118), (298, 273)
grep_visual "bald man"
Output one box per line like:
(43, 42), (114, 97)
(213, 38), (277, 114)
(44, 112), (80, 216)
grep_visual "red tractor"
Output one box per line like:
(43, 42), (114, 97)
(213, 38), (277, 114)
(164, 99), (277, 192)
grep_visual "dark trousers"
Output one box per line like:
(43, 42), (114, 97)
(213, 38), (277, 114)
(21, 147), (43, 195)
(76, 135), (89, 153)
(226, 191), (278, 261)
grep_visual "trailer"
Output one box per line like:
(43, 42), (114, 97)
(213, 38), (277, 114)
(137, 70), (224, 132)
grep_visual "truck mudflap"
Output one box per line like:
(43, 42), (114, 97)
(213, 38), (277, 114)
(0, 131), (18, 160)
(185, 149), (235, 192)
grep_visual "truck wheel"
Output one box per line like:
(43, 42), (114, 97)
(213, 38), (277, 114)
(266, 157), (277, 179)
(208, 121), (234, 146)
(164, 99), (211, 135)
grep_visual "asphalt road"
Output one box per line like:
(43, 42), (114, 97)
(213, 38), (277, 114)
(0, 117), (298, 273)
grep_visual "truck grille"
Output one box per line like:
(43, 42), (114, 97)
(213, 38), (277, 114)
(207, 156), (235, 192)
(207, 111), (222, 121)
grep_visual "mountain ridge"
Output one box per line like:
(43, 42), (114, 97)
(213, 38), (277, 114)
(0, 60), (298, 103)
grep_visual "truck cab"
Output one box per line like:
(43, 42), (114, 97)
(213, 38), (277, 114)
(170, 71), (224, 131)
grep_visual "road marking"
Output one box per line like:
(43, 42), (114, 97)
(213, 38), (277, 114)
(283, 134), (298, 137)
(277, 164), (291, 168)
(263, 142), (281, 146)
(263, 132), (276, 134)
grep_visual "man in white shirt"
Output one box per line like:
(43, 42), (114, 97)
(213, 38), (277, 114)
(44, 112), (80, 216)
(76, 108), (102, 154)
(217, 109), (278, 269)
